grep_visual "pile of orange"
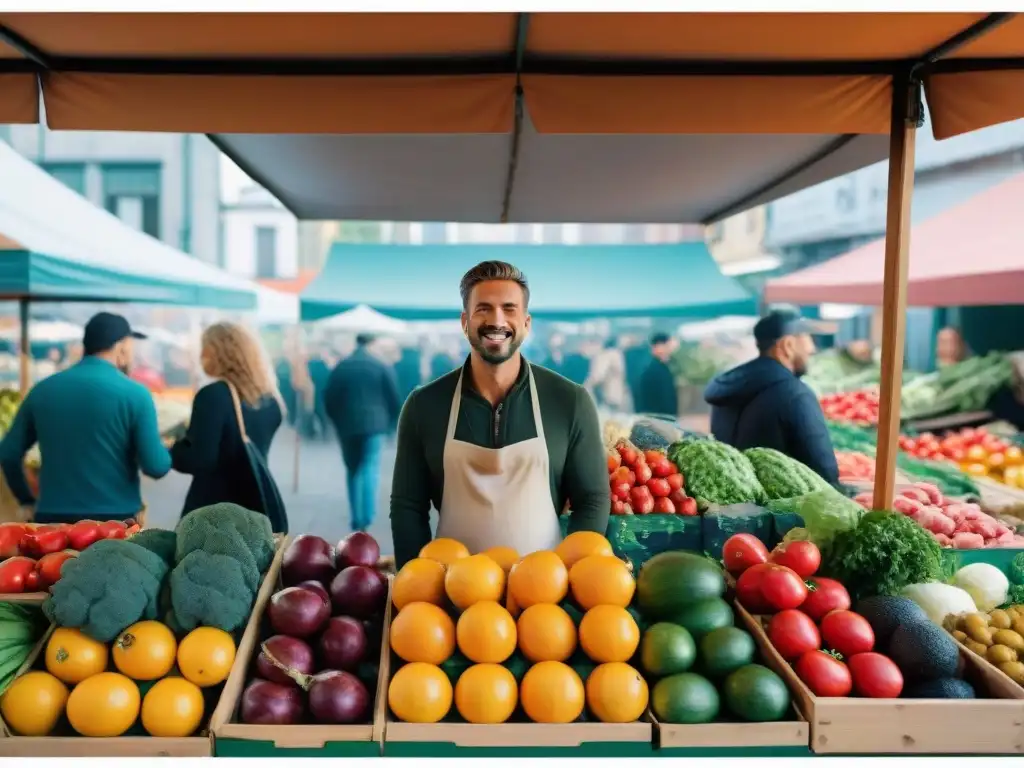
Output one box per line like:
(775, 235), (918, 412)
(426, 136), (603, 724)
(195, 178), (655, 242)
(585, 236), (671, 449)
(387, 532), (649, 725)
(0, 621), (234, 738)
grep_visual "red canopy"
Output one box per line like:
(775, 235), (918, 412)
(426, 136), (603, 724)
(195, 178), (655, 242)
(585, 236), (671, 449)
(764, 171), (1024, 307)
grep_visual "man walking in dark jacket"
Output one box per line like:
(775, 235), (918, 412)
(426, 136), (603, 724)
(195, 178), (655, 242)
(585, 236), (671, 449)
(638, 333), (678, 415)
(704, 311), (839, 485)
(324, 334), (402, 531)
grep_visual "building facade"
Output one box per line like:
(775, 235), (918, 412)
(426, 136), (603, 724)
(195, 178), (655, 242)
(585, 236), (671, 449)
(222, 185), (299, 280)
(3, 126), (222, 267)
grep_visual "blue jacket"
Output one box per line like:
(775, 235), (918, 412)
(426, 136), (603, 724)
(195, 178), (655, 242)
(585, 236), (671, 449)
(704, 356), (839, 485)
(0, 357), (172, 520)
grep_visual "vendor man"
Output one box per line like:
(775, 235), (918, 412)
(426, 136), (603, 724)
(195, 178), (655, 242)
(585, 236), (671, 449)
(0, 312), (172, 524)
(389, 261), (610, 567)
(704, 310), (839, 485)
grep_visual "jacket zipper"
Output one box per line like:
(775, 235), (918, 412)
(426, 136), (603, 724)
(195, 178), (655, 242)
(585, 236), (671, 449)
(493, 403), (503, 448)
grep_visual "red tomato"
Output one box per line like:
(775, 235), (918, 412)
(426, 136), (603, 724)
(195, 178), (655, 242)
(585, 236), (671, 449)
(653, 497), (676, 514)
(0, 523), (25, 559)
(721, 534), (769, 575)
(0, 557), (36, 594)
(611, 482), (632, 501)
(36, 551), (76, 588)
(800, 578), (851, 622)
(769, 541), (821, 578)
(795, 650), (853, 697)
(666, 473), (684, 492)
(643, 450), (666, 465)
(633, 462), (653, 485)
(651, 459), (675, 478)
(98, 521), (128, 540)
(677, 497), (698, 516)
(24, 569), (41, 592)
(67, 520), (103, 551)
(629, 486), (655, 515)
(617, 443), (640, 467)
(820, 610), (875, 658)
(20, 529), (68, 557)
(735, 563), (774, 613)
(646, 477), (671, 498)
(759, 565), (808, 611)
(768, 609), (822, 661)
(847, 652), (903, 698)
(610, 466), (635, 488)
(611, 500), (630, 515)
(607, 453), (621, 473)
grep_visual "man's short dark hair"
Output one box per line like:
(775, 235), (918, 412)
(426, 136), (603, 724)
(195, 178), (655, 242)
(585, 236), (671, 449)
(650, 332), (671, 346)
(355, 333), (376, 347)
(459, 261), (530, 310)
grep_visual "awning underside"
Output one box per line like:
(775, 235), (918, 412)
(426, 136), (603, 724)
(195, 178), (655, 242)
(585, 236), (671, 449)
(3, 12), (1024, 222)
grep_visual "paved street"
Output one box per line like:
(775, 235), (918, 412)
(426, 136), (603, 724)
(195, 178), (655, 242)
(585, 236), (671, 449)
(142, 426), (416, 556)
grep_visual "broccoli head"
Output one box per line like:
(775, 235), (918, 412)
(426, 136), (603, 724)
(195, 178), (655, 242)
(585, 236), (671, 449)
(176, 502), (275, 573)
(169, 550), (256, 633)
(44, 539), (169, 642)
(129, 528), (178, 566)
(1010, 552), (1024, 587)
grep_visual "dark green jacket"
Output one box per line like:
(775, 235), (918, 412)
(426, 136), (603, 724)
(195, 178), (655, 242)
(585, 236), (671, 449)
(390, 357), (609, 567)
(0, 357), (171, 520)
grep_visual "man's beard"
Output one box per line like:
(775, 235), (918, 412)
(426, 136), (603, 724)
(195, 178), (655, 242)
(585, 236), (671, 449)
(793, 359), (808, 378)
(118, 363), (131, 375)
(470, 325), (522, 365)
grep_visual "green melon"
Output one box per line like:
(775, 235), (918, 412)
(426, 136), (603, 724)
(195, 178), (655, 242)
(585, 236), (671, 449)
(640, 623), (696, 677)
(667, 598), (734, 640)
(651, 673), (720, 724)
(636, 551), (726, 619)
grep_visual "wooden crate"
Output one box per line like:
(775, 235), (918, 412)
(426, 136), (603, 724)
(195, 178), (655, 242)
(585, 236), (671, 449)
(210, 573), (390, 756)
(736, 602), (1024, 754)
(0, 539), (287, 756)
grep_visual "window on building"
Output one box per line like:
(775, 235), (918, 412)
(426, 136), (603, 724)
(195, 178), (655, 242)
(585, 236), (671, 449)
(102, 164), (161, 238)
(40, 162), (87, 197)
(254, 226), (278, 278)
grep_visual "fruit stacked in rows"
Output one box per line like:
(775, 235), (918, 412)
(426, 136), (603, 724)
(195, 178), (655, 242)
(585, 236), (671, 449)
(727, 534), (905, 699)
(0, 621), (236, 737)
(608, 440), (697, 516)
(388, 533), (649, 725)
(898, 427), (1018, 481)
(820, 390), (879, 427)
(635, 550), (791, 724)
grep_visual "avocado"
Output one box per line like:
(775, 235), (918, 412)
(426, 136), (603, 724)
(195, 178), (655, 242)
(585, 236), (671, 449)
(888, 620), (960, 682)
(855, 595), (927, 644)
(903, 677), (976, 699)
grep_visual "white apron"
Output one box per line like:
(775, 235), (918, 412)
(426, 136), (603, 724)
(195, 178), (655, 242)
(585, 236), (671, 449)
(436, 364), (562, 556)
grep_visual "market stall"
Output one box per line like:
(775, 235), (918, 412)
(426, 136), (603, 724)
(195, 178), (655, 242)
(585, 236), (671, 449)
(0, 140), (258, 393)
(5, 9), (1024, 757)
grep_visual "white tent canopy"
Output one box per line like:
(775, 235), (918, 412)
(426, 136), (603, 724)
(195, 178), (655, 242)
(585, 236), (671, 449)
(316, 305), (408, 334)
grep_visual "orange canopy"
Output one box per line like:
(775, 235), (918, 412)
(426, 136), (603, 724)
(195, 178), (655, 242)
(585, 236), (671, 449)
(3, 12), (1024, 221)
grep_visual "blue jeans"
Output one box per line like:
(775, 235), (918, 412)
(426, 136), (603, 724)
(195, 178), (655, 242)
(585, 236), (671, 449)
(340, 433), (384, 532)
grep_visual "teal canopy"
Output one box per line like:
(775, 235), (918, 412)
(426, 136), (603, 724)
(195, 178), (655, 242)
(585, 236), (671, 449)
(301, 242), (755, 322)
(0, 141), (256, 310)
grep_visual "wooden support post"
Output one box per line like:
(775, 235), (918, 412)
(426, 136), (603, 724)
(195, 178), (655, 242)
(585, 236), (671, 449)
(872, 75), (919, 511)
(17, 299), (29, 396)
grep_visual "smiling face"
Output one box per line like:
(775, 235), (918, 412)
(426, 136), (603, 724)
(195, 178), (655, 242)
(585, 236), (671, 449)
(462, 279), (531, 366)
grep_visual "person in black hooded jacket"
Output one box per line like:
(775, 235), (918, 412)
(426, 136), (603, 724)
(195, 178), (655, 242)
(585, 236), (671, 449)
(704, 311), (839, 485)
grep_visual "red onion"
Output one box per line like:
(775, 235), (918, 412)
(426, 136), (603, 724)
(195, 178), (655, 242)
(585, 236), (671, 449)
(282, 534), (336, 586)
(256, 635), (315, 686)
(240, 679), (304, 725)
(335, 532), (381, 570)
(330, 565), (387, 619)
(268, 587), (330, 638)
(308, 670), (370, 725)
(297, 580), (331, 609)
(319, 617), (367, 671)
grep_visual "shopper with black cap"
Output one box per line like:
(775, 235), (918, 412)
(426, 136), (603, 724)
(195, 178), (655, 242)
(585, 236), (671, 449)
(0, 311), (171, 524)
(704, 310), (839, 485)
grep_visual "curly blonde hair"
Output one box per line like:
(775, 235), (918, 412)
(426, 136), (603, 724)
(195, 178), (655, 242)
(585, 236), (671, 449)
(201, 322), (282, 409)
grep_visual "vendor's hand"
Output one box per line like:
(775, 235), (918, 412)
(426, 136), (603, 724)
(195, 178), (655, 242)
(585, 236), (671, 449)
(162, 436), (177, 449)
